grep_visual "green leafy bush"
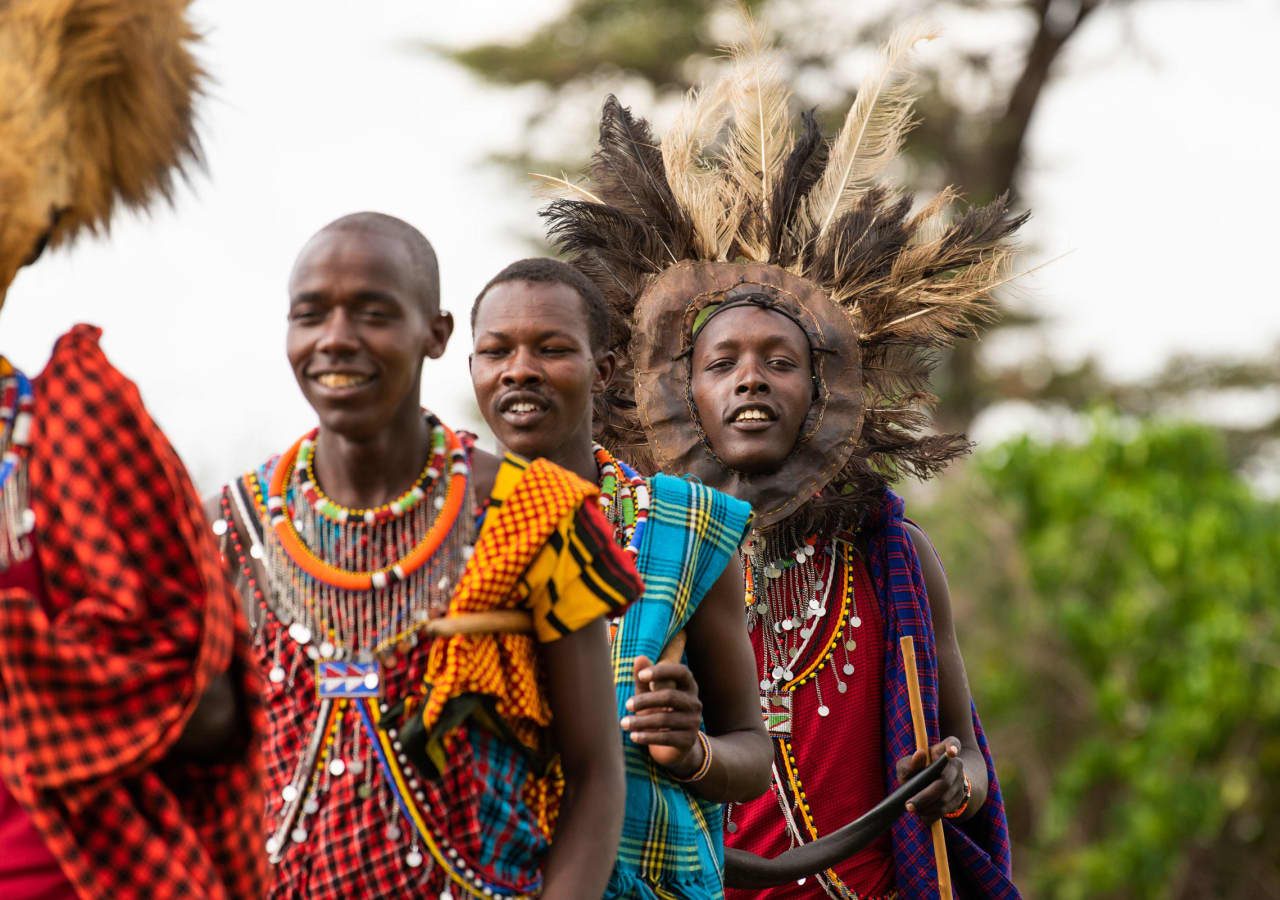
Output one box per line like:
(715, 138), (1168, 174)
(921, 417), (1280, 898)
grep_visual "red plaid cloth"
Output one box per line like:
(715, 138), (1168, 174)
(0, 325), (267, 899)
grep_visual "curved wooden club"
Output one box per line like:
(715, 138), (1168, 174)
(723, 753), (948, 888)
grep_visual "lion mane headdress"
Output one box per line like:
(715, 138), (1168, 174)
(540, 21), (1027, 539)
(0, 0), (202, 306)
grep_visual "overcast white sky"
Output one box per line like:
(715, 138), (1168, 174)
(1, 0), (1277, 489)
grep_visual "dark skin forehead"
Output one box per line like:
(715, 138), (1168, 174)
(473, 280), (593, 347)
(692, 305), (812, 363)
(290, 226), (438, 317)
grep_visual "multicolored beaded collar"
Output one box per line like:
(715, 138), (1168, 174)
(593, 443), (649, 555)
(0, 357), (35, 568)
(266, 419), (468, 592)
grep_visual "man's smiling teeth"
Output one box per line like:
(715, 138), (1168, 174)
(734, 408), (773, 422)
(316, 373), (371, 388)
(508, 402), (541, 414)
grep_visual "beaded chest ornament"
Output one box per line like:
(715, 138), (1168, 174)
(217, 416), (523, 897)
(0, 357), (35, 569)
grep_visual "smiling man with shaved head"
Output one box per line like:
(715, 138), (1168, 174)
(210, 214), (637, 899)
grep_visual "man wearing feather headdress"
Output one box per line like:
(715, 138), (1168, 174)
(538, 20), (1023, 899)
(0, 2), (266, 897)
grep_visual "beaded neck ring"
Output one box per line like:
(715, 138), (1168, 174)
(266, 421), (468, 593)
(298, 421), (448, 525)
(593, 443), (649, 555)
(0, 358), (35, 569)
(239, 413), (476, 688)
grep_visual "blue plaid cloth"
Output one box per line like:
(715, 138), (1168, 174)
(605, 471), (752, 899)
(865, 489), (1019, 899)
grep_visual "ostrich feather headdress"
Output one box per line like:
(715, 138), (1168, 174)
(541, 21), (1027, 534)
(0, 0), (203, 305)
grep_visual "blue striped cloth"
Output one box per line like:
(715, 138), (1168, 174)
(605, 471), (752, 899)
(866, 489), (1019, 899)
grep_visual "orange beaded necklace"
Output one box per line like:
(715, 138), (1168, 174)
(266, 424), (469, 592)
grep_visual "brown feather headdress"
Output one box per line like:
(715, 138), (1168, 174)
(540, 21), (1027, 537)
(0, 0), (203, 306)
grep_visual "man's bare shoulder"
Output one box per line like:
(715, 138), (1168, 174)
(469, 446), (501, 501)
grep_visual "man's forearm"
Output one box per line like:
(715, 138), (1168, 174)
(540, 761), (623, 899)
(678, 728), (773, 804)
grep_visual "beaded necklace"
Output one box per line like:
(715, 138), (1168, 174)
(0, 358), (35, 569)
(592, 443), (649, 555)
(217, 416), (499, 895)
(743, 535), (862, 720)
(246, 415), (474, 676)
(731, 535), (867, 899)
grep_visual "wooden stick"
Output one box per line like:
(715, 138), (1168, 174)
(421, 609), (532, 637)
(901, 635), (952, 900)
(658, 629), (688, 665)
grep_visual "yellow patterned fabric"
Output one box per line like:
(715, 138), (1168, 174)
(417, 453), (638, 754)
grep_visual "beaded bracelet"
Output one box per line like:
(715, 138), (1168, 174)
(944, 771), (972, 819)
(672, 732), (713, 784)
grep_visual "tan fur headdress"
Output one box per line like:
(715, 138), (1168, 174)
(540, 21), (1027, 534)
(0, 0), (202, 306)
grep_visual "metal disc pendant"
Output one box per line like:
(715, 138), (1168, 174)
(771, 666), (785, 681)
(288, 622), (312, 645)
(319, 641), (336, 659)
(782, 618), (794, 631)
(269, 666), (286, 684)
(726, 821), (739, 834)
(783, 668), (794, 680)
(357, 783), (373, 799)
(303, 798), (319, 815)
(281, 784), (299, 803)
(845, 639), (857, 651)
(759, 678), (772, 691)
(836, 681), (848, 693)
(843, 663), (855, 676)
(817, 705), (830, 717)
(809, 598), (820, 610)
(405, 849), (423, 868)
(441, 891), (454, 900)
(329, 758), (346, 776)
(850, 615), (862, 628)
(386, 823), (402, 841)
(348, 759), (364, 776)
(249, 543), (264, 559)
(211, 518), (228, 536)
(291, 826), (307, 843)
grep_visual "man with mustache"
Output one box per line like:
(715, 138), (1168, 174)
(470, 256), (772, 899)
(211, 214), (638, 898)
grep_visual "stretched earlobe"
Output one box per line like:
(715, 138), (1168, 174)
(425, 311), (455, 359)
(593, 350), (617, 394)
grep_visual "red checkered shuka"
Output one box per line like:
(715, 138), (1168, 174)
(0, 326), (267, 899)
